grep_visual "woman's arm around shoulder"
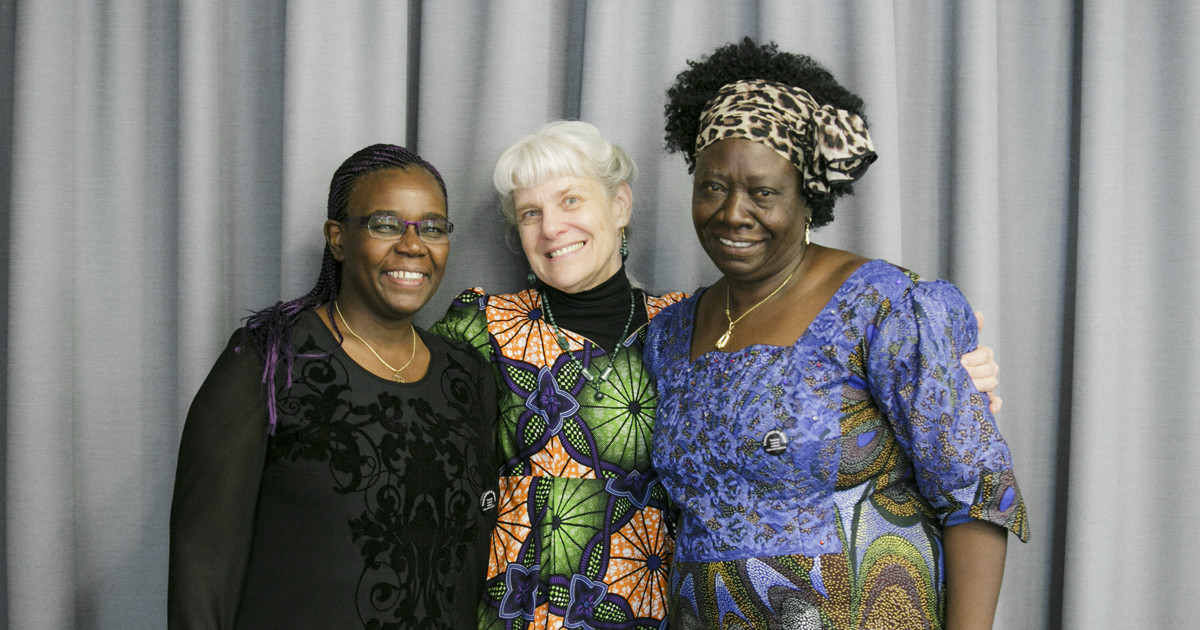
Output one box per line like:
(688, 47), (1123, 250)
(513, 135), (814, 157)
(168, 332), (271, 630)
(428, 287), (494, 360)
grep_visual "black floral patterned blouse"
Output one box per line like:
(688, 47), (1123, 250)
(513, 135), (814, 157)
(169, 310), (498, 629)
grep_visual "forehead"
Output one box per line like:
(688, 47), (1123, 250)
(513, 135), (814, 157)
(347, 167), (446, 215)
(695, 138), (797, 180)
(513, 174), (603, 204)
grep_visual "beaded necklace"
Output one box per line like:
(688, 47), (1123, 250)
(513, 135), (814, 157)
(540, 288), (637, 401)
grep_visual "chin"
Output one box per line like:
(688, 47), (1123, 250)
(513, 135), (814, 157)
(541, 276), (583, 293)
(384, 287), (438, 317)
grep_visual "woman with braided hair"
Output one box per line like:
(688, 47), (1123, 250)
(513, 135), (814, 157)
(169, 144), (498, 629)
(644, 39), (1028, 629)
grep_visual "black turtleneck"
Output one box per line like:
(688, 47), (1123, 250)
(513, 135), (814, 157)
(538, 266), (649, 353)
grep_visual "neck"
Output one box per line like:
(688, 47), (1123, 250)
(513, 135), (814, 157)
(333, 295), (414, 348)
(541, 265), (629, 305)
(538, 265), (646, 352)
(726, 244), (816, 312)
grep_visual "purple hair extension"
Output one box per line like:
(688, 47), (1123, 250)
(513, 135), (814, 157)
(240, 144), (448, 434)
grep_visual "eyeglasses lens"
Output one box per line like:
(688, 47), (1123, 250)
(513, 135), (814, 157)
(364, 216), (453, 243)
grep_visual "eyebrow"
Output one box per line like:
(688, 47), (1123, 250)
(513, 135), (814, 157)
(557, 185), (593, 198)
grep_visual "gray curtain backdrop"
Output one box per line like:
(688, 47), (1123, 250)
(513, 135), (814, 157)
(2, 0), (1196, 628)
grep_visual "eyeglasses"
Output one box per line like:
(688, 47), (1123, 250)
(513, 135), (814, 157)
(341, 215), (454, 244)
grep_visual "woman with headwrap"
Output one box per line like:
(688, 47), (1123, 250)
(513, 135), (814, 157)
(432, 121), (1004, 630)
(169, 145), (498, 629)
(645, 40), (1028, 629)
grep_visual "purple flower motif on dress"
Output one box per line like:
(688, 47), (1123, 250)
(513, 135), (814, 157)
(525, 366), (579, 435)
(605, 469), (656, 508)
(564, 574), (609, 629)
(498, 563), (541, 620)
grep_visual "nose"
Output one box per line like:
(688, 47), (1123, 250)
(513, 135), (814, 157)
(716, 189), (755, 227)
(539, 206), (568, 239)
(393, 224), (426, 255)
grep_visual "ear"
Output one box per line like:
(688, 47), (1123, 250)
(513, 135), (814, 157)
(612, 181), (633, 229)
(324, 219), (347, 262)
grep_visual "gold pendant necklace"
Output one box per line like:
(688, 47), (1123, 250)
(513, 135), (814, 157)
(335, 301), (417, 382)
(716, 270), (796, 350)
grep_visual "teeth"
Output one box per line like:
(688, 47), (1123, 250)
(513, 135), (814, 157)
(387, 270), (424, 280)
(548, 242), (585, 258)
(718, 238), (753, 249)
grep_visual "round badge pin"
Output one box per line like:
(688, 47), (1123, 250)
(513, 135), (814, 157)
(480, 489), (497, 512)
(762, 429), (789, 456)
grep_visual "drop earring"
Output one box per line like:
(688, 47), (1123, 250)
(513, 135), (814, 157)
(804, 216), (811, 245)
(619, 227), (629, 262)
(527, 269), (538, 285)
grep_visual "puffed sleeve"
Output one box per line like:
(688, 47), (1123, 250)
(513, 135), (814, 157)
(168, 332), (271, 628)
(641, 294), (692, 383)
(866, 279), (1029, 542)
(641, 314), (666, 380)
(429, 287), (494, 361)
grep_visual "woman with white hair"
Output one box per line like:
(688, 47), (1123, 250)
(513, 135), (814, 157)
(432, 121), (1001, 629)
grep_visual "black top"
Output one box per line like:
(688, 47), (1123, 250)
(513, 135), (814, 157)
(538, 265), (649, 352)
(169, 310), (498, 629)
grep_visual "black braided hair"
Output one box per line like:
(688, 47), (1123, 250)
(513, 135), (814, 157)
(241, 144), (448, 433)
(663, 37), (867, 227)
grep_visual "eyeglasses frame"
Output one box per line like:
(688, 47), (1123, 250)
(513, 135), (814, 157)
(339, 215), (454, 244)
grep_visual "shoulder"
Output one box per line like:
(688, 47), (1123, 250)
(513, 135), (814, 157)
(443, 286), (548, 318)
(644, 290), (690, 320)
(861, 261), (975, 324)
(425, 328), (489, 371)
(443, 286), (490, 312)
(647, 291), (698, 329)
(218, 328), (267, 378)
(850, 259), (922, 299)
(643, 291), (701, 375)
(430, 287), (497, 348)
(863, 263), (979, 350)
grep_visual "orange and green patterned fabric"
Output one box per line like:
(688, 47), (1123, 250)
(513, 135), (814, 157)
(432, 287), (687, 630)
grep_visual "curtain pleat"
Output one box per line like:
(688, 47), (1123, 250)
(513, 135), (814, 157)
(3, 1), (1197, 627)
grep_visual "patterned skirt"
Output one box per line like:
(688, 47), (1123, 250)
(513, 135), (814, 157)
(667, 545), (942, 630)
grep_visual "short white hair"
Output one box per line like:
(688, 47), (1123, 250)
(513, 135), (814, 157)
(493, 120), (637, 225)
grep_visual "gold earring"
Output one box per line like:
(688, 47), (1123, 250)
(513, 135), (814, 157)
(804, 217), (811, 245)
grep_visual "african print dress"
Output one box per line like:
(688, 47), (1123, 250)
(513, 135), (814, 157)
(644, 261), (1029, 630)
(433, 287), (688, 630)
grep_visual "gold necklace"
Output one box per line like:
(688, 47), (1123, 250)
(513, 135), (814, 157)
(716, 270), (796, 350)
(334, 301), (417, 382)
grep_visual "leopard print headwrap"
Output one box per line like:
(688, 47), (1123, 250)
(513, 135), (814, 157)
(695, 79), (877, 199)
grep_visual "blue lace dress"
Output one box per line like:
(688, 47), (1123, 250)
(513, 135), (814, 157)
(643, 260), (1028, 629)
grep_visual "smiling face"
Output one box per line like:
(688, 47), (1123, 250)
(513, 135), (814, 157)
(325, 167), (449, 322)
(514, 175), (631, 294)
(692, 138), (810, 284)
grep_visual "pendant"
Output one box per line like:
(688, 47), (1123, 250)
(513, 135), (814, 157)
(593, 390), (605, 402)
(716, 328), (732, 350)
(392, 371), (405, 383)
